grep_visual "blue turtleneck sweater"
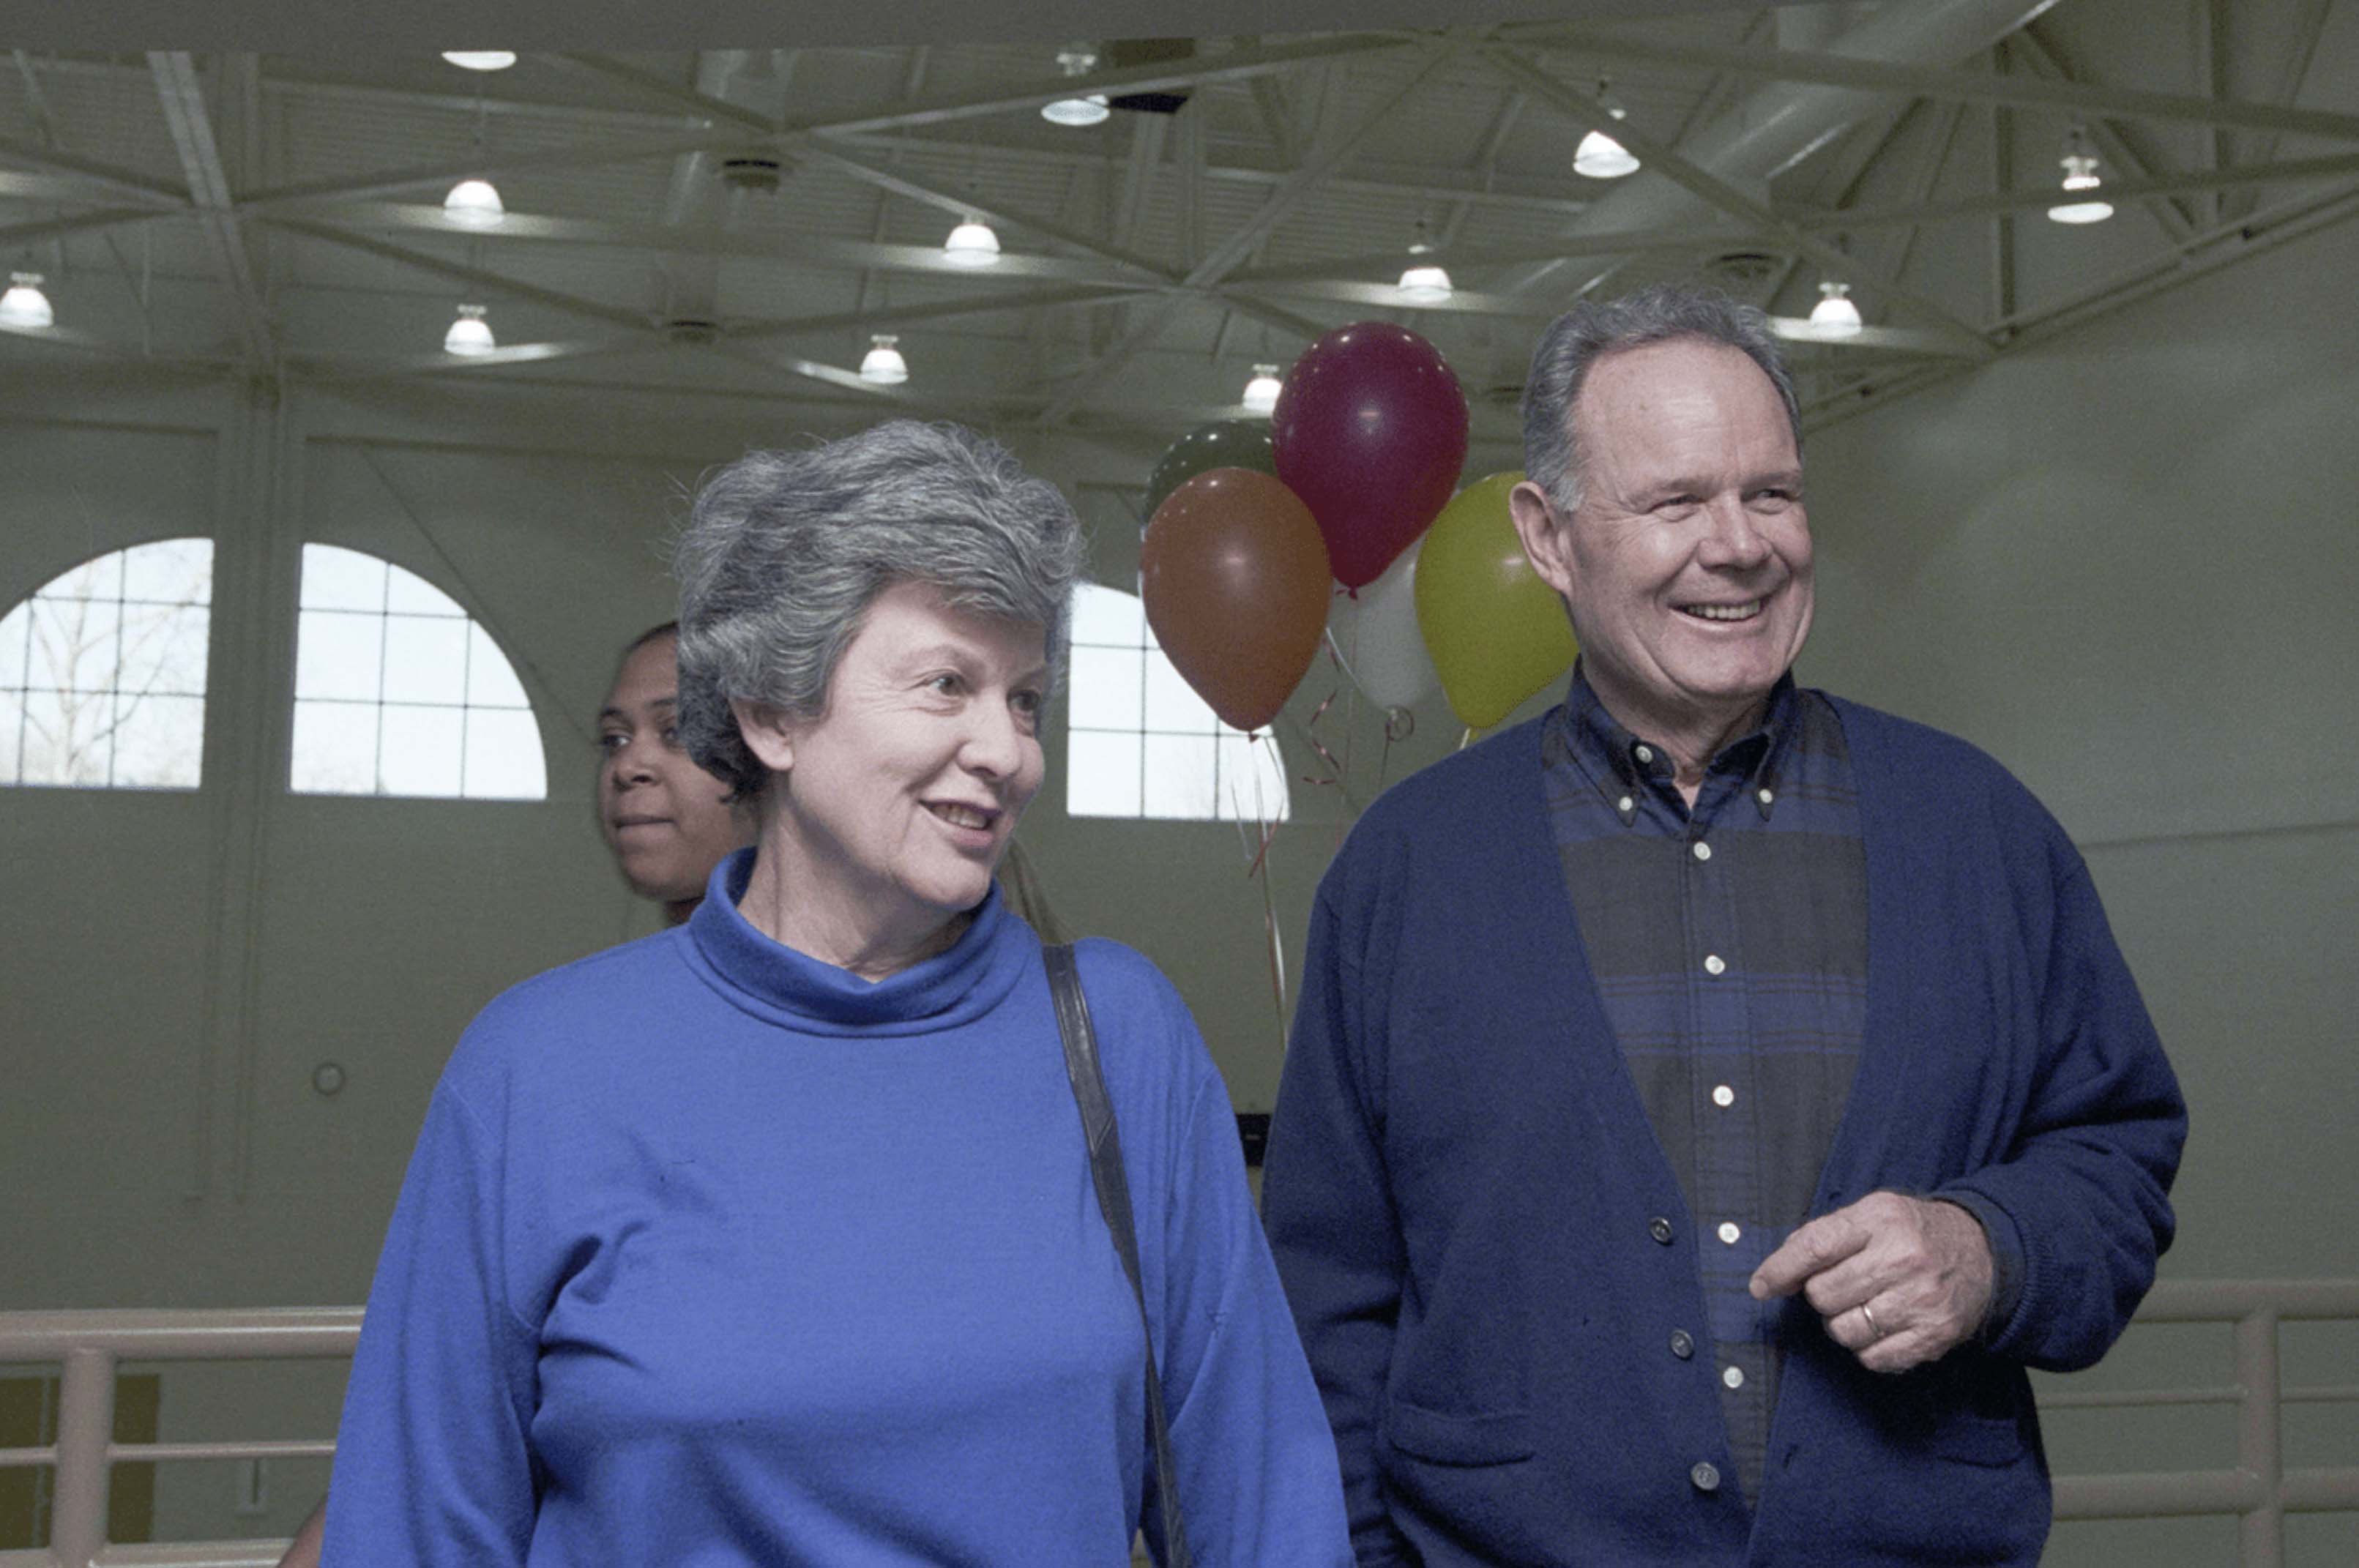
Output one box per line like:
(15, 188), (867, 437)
(326, 850), (1350, 1566)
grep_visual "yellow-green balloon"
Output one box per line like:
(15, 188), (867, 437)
(1413, 471), (1577, 730)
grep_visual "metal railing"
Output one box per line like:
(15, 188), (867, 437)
(2047, 1279), (2359, 1565)
(0, 1283), (2352, 1567)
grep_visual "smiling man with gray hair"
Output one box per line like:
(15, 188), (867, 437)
(1262, 283), (2185, 1565)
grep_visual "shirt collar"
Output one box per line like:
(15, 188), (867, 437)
(1552, 663), (1801, 822)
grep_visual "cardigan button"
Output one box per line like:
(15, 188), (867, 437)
(1691, 1461), (1722, 1493)
(1669, 1329), (1695, 1359)
(1648, 1216), (1674, 1244)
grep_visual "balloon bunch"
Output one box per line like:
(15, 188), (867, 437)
(1141, 321), (1579, 739)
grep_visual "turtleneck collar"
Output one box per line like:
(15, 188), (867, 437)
(680, 848), (1035, 1037)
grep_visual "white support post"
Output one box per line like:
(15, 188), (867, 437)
(48, 1347), (115, 1568)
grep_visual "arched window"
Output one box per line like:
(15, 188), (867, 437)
(288, 545), (545, 799)
(0, 538), (212, 789)
(1064, 582), (1290, 822)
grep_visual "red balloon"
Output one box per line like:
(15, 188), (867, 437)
(1272, 322), (1470, 590)
(1141, 468), (1332, 733)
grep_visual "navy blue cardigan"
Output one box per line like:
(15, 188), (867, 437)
(1263, 697), (2185, 1567)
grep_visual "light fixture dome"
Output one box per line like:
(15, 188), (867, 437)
(2047, 152), (2114, 225)
(1043, 44), (1112, 127)
(444, 303), (495, 356)
(943, 218), (1002, 267)
(1242, 363), (1283, 415)
(1808, 280), (1862, 337)
(1396, 263), (1453, 305)
(440, 51), (517, 72)
(444, 177), (505, 228)
(0, 272), (53, 329)
(1574, 88), (1640, 179)
(860, 333), (909, 385)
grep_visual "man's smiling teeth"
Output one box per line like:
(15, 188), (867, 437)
(1681, 600), (1762, 622)
(928, 802), (993, 829)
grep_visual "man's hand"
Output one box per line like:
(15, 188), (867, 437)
(1748, 1192), (1995, 1374)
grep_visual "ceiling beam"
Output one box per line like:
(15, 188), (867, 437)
(2006, 25), (2196, 242)
(1040, 38), (1469, 424)
(1480, 45), (1995, 358)
(1517, 23), (2359, 142)
(1794, 149), (2359, 231)
(0, 208), (160, 250)
(2226, 0), (2336, 223)
(1226, 226), (1767, 285)
(239, 130), (729, 213)
(730, 283), (1151, 342)
(536, 53), (778, 132)
(0, 132), (190, 209)
(149, 52), (274, 370)
(266, 219), (656, 335)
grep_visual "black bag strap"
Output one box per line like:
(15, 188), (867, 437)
(1043, 942), (1192, 1568)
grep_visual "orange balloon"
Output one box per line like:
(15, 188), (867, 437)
(1141, 468), (1333, 733)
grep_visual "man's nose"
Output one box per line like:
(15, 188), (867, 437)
(1698, 496), (1771, 567)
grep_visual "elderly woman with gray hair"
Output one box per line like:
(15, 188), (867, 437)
(324, 421), (1352, 1567)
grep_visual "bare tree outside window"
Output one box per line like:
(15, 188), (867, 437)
(0, 539), (213, 790)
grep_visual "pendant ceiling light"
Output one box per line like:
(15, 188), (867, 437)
(1808, 280), (1862, 337)
(443, 177), (505, 228)
(1242, 363), (1283, 415)
(860, 333), (909, 385)
(441, 52), (517, 72)
(1042, 44), (1111, 127)
(942, 217), (1002, 267)
(1573, 84), (1640, 180)
(0, 271), (53, 329)
(1396, 220), (1452, 305)
(444, 303), (495, 356)
(2047, 131), (2114, 225)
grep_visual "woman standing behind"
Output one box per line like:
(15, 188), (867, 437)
(324, 422), (1349, 1564)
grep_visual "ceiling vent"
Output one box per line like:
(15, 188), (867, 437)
(1703, 250), (1781, 288)
(665, 318), (721, 346)
(718, 154), (784, 194)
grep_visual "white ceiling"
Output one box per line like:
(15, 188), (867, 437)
(1, 1), (2354, 443)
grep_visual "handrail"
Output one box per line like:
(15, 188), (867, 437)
(2045, 1279), (2359, 1567)
(1, 1286), (2352, 1567)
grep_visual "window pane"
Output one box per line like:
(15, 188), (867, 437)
(1067, 646), (1144, 731)
(1143, 653), (1216, 733)
(17, 688), (110, 785)
(376, 706), (463, 796)
(384, 567), (464, 617)
(111, 692), (205, 788)
(0, 602), (29, 687)
(122, 539), (214, 605)
(298, 545), (385, 611)
(1070, 582), (1143, 646)
(29, 597), (122, 693)
(1065, 728), (1141, 818)
(0, 691), (18, 781)
(118, 602), (210, 698)
(463, 709), (545, 799)
(1216, 731), (1292, 822)
(381, 616), (469, 705)
(44, 550), (122, 602)
(294, 611), (383, 701)
(288, 701), (379, 794)
(466, 624), (530, 709)
(1142, 733), (1217, 819)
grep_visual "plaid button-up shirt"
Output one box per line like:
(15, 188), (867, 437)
(1543, 668), (1866, 1502)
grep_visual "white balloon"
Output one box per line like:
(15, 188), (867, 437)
(1328, 537), (1438, 710)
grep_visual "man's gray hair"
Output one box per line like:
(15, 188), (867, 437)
(1521, 283), (1802, 512)
(671, 419), (1084, 798)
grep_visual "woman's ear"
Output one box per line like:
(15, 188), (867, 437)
(730, 697), (799, 775)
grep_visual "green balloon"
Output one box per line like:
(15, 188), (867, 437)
(1144, 420), (1279, 520)
(1413, 471), (1577, 731)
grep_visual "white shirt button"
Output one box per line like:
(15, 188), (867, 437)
(1723, 1364), (1745, 1389)
(1703, 954), (1726, 977)
(1717, 1221), (1741, 1245)
(1692, 841), (1712, 862)
(1617, 795), (1633, 813)
(1757, 788), (1775, 806)
(1634, 744), (1654, 764)
(1712, 1084), (1734, 1108)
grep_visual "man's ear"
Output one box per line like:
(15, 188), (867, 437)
(731, 697), (798, 774)
(1508, 479), (1577, 600)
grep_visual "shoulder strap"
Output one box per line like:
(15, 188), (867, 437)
(1043, 943), (1192, 1568)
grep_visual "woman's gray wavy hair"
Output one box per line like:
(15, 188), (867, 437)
(671, 419), (1084, 799)
(1521, 283), (1801, 513)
